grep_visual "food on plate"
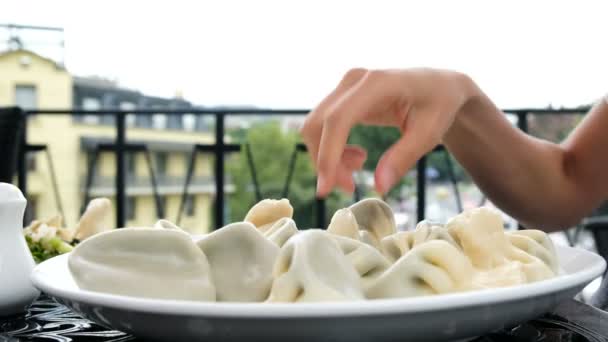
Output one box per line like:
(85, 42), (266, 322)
(154, 219), (182, 230)
(24, 197), (113, 263)
(261, 217), (299, 247)
(447, 207), (555, 288)
(74, 198), (113, 241)
(327, 208), (359, 240)
(197, 222), (279, 302)
(331, 235), (391, 290)
(366, 240), (474, 299)
(68, 228), (216, 301)
(244, 198), (293, 232)
(347, 198), (397, 249)
(380, 220), (460, 262)
(66, 197), (559, 303)
(24, 218), (74, 263)
(507, 230), (559, 274)
(267, 230), (364, 302)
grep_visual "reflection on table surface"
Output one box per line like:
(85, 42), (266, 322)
(2, 295), (608, 342)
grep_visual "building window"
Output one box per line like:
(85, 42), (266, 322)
(195, 115), (211, 131)
(126, 197), (136, 221)
(152, 113), (167, 130)
(15, 85), (37, 109)
(167, 114), (183, 130)
(185, 194), (196, 216)
(120, 102), (136, 127)
(125, 153), (136, 178)
(135, 114), (153, 128)
(81, 97), (101, 124)
(155, 152), (167, 177)
(183, 114), (196, 131)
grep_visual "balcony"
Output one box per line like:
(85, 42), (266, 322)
(7, 106), (593, 234)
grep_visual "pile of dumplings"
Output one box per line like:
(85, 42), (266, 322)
(68, 198), (559, 303)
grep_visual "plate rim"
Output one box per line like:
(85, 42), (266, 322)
(31, 245), (606, 318)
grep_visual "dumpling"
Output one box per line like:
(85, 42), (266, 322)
(68, 228), (216, 301)
(505, 246), (555, 282)
(154, 219), (182, 230)
(244, 198), (293, 232)
(331, 235), (391, 290)
(446, 207), (510, 269)
(197, 222), (279, 302)
(326, 208), (359, 240)
(267, 230), (364, 302)
(75, 198), (113, 241)
(263, 217), (299, 247)
(507, 230), (559, 274)
(366, 240), (473, 299)
(447, 207), (554, 286)
(348, 198), (397, 248)
(380, 221), (460, 262)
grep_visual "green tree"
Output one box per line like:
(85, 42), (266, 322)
(348, 125), (469, 188)
(348, 125), (414, 198)
(227, 121), (347, 229)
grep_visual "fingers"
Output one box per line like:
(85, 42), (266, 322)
(342, 145), (367, 170)
(374, 113), (438, 195)
(332, 146), (367, 194)
(301, 68), (368, 170)
(316, 71), (393, 197)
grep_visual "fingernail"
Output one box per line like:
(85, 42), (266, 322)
(316, 175), (327, 197)
(377, 167), (397, 194)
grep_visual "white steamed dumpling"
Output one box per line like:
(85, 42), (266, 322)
(262, 217), (299, 247)
(331, 235), (391, 290)
(326, 208), (359, 240)
(244, 198), (293, 232)
(348, 198), (397, 249)
(74, 198), (113, 241)
(381, 221), (461, 262)
(507, 230), (559, 274)
(197, 222), (279, 302)
(447, 207), (555, 287)
(153, 219), (182, 230)
(267, 230), (364, 302)
(446, 207), (511, 269)
(366, 240), (474, 299)
(68, 228), (216, 301)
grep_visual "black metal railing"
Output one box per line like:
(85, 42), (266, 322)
(13, 107), (589, 230)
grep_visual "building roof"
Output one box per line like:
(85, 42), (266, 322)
(0, 49), (65, 70)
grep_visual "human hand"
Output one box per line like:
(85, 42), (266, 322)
(301, 68), (476, 197)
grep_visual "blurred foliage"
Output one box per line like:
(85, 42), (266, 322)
(227, 121), (347, 229)
(528, 114), (584, 143)
(348, 125), (469, 196)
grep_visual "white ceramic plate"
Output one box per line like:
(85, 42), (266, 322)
(31, 245), (605, 342)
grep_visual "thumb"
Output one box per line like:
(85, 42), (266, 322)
(374, 134), (432, 195)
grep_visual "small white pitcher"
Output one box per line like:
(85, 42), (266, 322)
(0, 182), (39, 316)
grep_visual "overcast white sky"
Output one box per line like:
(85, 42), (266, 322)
(2, 0), (607, 108)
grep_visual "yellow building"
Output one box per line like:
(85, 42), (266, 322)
(0, 49), (217, 233)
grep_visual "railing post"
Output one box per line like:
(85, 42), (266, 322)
(316, 194), (326, 229)
(214, 113), (225, 229)
(516, 111), (528, 230)
(517, 111), (528, 133)
(417, 156), (427, 222)
(17, 108), (27, 195)
(115, 112), (126, 228)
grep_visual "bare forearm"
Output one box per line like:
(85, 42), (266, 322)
(444, 79), (592, 231)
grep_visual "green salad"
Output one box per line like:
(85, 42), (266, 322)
(25, 235), (74, 264)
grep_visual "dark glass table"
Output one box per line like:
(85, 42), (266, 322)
(2, 295), (608, 342)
